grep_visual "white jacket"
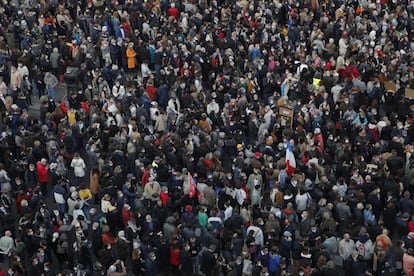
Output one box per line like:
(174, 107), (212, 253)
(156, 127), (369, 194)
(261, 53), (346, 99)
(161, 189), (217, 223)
(71, 157), (86, 178)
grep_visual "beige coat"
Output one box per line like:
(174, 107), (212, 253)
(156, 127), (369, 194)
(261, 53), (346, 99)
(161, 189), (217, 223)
(89, 170), (100, 195)
(154, 113), (167, 132)
(335, 7), (345, 21)
(144, 181), (161, 200)
(10, 70), (22, 91)
(203, 186), (216, 207)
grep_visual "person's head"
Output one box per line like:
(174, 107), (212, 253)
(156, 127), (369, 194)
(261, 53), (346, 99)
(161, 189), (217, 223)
(183, 242), (190, 251)
(149, 251), (156, 261)
(102, 225), (110, 233)
(37, 247), (44, 256)
(343, 233), (351, 241)
(322, 212), (331, 220)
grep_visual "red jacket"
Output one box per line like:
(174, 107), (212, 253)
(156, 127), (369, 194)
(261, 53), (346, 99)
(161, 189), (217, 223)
(141, 168), (150, 187)
(160, 192), (169, 206)
(146, 85), (157, 101)
(339, 65), (360, 80)
(122, 207), (133, 225)
(16, 192), (32, 215)
(170, 247), (181, 266)
(168, 7), (180, 20)
(314, 133), (324, 152)
(59, 102), (68, 114)
(408, 221), (414, 233)
(36, 162), (48, 183)
(81, 102), (90, 113)
(101, 232), (116, 246)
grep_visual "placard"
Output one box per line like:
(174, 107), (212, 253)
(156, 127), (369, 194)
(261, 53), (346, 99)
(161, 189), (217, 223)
(279, 106), (294, 117)
(405, 88), (414, 100)
(384, 81), (396, 93)
(279, 106), (294, 127)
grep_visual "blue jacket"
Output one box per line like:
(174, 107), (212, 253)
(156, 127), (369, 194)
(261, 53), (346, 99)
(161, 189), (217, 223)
(268, 253), (281, 273)
(157, 84), (169, 107)
(145, 258), (157, 276)
(279, 237), (292, 259)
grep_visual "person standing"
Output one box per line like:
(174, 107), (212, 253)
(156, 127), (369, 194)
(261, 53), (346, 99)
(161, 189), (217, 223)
(53, 180), (67, 213)
(339, 233), (355, 261)
(145, 252), (158, 276)
(180, 242), (193, 276)
(200, 244), (217, 276)
(78, 183), (92, 218)
(403, 248), (414, 275)
(169, 240), (181, 275)
(89, 168), (100, 204)
(10, 66), (22, 93)
(126, 42), (137, 73)
(36, 158), (49, 196)
(70, 153), (86, 186)
(44, 72), (58, 101)
(49, 48), (61, 77)
(0, 230), (15, 266)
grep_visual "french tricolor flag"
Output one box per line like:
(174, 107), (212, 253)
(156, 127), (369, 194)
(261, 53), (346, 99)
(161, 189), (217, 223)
(188, 172), (196, 198)
(286, 141), (296, 176)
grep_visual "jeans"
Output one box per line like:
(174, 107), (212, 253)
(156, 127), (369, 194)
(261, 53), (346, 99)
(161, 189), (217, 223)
(47, 85), (56, 101)
(74, 176), (84, 187)
(32, 80), (38, 97)
(192, 255), (200, 274)
(58, 203), (66, 213)
(82, 204), (91, 220)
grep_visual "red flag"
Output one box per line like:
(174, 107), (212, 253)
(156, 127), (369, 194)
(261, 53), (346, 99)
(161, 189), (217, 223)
(188, 172), (196, 198)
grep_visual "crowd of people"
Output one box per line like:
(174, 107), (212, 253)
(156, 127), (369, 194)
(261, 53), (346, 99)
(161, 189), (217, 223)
(0, 0), (413, 275)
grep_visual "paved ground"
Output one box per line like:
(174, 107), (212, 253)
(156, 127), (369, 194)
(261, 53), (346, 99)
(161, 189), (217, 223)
(28, 83), (67, 119)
